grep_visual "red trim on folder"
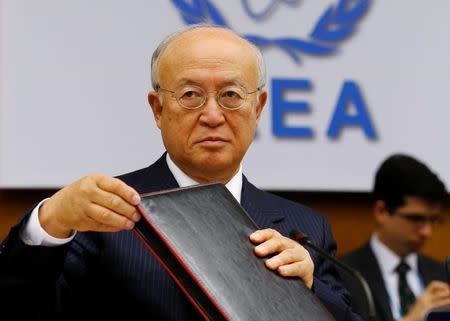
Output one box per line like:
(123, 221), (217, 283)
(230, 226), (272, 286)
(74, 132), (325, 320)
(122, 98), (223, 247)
(133, 204), (232, 321)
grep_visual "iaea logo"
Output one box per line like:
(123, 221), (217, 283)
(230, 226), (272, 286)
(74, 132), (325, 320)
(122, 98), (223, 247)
(171, 0), (371, 64)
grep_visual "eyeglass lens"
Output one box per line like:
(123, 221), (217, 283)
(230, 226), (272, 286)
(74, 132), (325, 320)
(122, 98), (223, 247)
(175, 85), (249, 110)
(396, 213), (444, 225)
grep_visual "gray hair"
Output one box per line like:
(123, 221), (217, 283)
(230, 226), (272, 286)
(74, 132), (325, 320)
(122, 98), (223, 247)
(150, 24), (266, 91)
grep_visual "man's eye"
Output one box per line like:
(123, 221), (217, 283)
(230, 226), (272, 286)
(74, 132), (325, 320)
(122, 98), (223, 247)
(224, 91), (237, 98)
(222, 90), (244, 100)
(182, 90), (200, 98)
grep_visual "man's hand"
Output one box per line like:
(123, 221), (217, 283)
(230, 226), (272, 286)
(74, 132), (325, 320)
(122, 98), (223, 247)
(402, 281), (450, 321)
(249, 228), (314, 289)
(38, 174), (142, 238)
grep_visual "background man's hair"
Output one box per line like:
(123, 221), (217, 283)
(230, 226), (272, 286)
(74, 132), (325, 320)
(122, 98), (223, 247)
(373, 153), (448, 213)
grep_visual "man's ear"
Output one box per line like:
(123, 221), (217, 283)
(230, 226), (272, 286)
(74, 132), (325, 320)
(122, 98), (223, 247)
(148, 91), (162, 129)
(373, 200), (389, 224)
(255, 90), (267, 123)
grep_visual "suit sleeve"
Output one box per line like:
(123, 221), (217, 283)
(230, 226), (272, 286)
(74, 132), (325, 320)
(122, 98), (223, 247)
(0, 209), (74, 319)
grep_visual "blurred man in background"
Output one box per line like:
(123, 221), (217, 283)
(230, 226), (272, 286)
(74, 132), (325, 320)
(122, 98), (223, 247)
(339, 154), (450, 321)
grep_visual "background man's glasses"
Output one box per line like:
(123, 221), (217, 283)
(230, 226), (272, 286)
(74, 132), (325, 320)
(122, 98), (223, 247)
(394, 212), (444, 226)
(157, 84), (262, 110)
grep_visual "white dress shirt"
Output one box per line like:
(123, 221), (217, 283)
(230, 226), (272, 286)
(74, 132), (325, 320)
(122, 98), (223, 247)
(20, 154), (243, 247)
(370, 233), (424, 320)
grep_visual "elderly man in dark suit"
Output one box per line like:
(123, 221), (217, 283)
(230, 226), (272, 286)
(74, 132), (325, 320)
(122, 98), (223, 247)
(0, 24), (362, 321)
(340, 154), (450, 321)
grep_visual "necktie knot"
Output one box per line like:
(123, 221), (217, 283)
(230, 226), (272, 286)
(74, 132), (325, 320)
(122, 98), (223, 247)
(395, 261), (411, 274)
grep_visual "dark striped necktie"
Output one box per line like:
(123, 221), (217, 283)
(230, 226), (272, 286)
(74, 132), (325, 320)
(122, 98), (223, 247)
(395, 261), (416, 316)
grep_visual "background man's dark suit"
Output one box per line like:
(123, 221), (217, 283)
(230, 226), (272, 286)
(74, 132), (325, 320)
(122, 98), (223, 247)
(339, 243), (446, 321)
(0, 154), (359, 321)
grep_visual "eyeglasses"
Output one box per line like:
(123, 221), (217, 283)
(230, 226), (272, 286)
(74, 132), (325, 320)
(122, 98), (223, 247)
(157, 84), (262, 110)
(394, 212), (444, 226)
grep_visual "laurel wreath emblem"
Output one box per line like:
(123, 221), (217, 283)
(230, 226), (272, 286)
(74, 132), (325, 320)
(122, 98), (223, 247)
(171, 0), (371, 63)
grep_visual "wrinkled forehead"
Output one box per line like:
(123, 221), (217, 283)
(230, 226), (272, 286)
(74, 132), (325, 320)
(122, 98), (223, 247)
(158, 28), (259, 87)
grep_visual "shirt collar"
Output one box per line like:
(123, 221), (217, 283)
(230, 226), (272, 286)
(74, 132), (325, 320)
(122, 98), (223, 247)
(165, 153), (242, 203)
(370, 233), (418, 274)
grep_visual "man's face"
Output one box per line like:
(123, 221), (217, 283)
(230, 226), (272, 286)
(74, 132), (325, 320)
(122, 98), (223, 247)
(148, 28), (266, 183)
(375, 196), (443, 257)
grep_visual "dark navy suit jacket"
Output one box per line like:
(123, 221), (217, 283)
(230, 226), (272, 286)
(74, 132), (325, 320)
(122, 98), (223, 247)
(0, 154), (362, 321)
(340, 243), (446, 321)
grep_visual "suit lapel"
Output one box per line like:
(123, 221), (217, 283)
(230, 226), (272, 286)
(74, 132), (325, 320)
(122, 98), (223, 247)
(419, 256), (433, 286)
(418, 255), (446, 286)
(360, 244), (395, 321)
(241, 176), (285, 229)
(122, 153), (180, 194)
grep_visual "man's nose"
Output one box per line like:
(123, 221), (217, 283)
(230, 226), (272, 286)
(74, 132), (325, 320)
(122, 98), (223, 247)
(419, 222), (433, 238)
(199, 94), (225, 127)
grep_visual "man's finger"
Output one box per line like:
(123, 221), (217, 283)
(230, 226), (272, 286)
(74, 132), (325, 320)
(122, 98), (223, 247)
(254, 236), (295, 257)
(96, 175), (141, 206)
(249, 228), (280, 243)
(86, 203), (135, 231)
(275, 261), (303, 277)
(91, 188), (141, 222)
(265, 248), (303, 269)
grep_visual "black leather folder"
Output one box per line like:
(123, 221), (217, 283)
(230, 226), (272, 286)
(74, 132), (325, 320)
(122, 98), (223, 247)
(425, 308), (450, 321)
(134, 183), (335, 321)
